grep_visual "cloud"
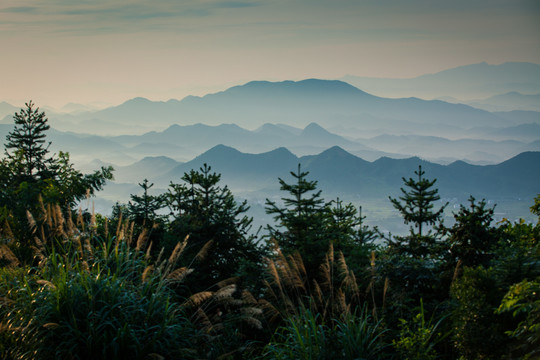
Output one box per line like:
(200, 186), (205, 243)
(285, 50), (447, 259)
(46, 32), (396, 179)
(1, 6), (38, 13)
(216, 2), (259, 9)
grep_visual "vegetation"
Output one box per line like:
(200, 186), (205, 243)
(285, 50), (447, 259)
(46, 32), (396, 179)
(0, 103), (538, 359)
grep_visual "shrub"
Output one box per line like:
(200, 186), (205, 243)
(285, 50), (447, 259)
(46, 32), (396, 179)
(0, 239), (199, 360)
(262, 305), (388, 360)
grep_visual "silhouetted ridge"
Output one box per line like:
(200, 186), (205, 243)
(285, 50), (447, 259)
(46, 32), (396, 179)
(215, 79), (373, 100)
(123, 97), (153, 105)
(135, 156), (178, 166)
(200, 144), (241, 157)
(301, 122), (331, 136)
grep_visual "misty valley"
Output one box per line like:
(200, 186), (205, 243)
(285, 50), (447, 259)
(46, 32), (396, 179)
(0, 62), (539, 359)
(1, 62), (538, 233)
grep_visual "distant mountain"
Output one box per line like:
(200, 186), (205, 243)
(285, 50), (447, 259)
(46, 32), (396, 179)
(114, 156), (182, 184)
(342, 62), (540, 100)
(0, 102), (18, 120)
(59, 103), (100, 114)
(158, 145), (299, 190)
(468, 122), (540, 142)
(139, 145), (540, 202)
(493, 111), (540, 126)
(98, 146), (539, 230)
(49, 78), (510, 136)
(467, 92), (540, 112)
(111, 121), (376, 159)
(357, 134), (540, 164)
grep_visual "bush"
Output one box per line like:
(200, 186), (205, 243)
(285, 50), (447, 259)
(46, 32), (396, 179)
(262, 305), (388, 360)
(0, 236), (199, 360)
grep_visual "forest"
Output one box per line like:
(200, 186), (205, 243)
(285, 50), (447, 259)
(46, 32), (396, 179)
(0, 103), (538, 359)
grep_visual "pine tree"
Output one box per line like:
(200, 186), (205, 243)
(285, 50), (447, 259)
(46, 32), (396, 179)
(445, 196), (501, 267)
(265, 164), (329, 276)
(390, 165), (447, 237)
(326, 199), (379, 247)
(166, 164), (264, 290)
(388, 165), (448, 258)
(128, 179), (165, 227)
(4, 101), (53, 178)
(0, 102), (113, 255)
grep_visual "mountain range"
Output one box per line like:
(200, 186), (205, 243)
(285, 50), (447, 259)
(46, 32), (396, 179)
(342, 62), (540, 100)
(52, 79), (506, 134)
(139, 145), (539, 200)
(95, 145), (539, 234)
(1, 62), (539, 233)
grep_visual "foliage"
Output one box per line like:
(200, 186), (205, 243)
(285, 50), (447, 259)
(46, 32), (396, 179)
(262, 305), (388, 360)
(262, 243), (363, 326)
(496, 277), (540, 359)
(262, 307), (331, 360)
(450, 266), (511, 359)
(389, 165), (448, 238)
(166, 164), (266, 291)
(265, 164), (329, 276)
(393, 299), (447, 360)
(387, 166), (447, 259)
(265, 166), (377, 279)
(377, 253), (442, 317)
(0, 102), (113, 256)
(4, 100), (52, 177)
(444, 196), (501, 268)
(127, 178), (166, 227)
(0, 212), (198, 359)
(332, 307), (389, 359)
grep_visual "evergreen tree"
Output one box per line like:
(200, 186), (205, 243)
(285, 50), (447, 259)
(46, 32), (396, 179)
(166, 164), (264, 290)
(0, 102), (113, 257)
(445, 196), (501, 268)
(326, 199), (379, 247)
(4, 101), (53, 178)
(128, 179), (165, 227)
(388, 165), (448, 258)
(265, 164), (329, 276)
(390, 165), (447, 237)
(326, 198), (359, 247)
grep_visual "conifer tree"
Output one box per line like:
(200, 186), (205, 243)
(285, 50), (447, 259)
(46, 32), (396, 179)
(390, 165), (447, 237)
(326, 199), (379, 247)
(166, 164), (263, 290)
(445, 196), (501, 267)
(0, 102), (113, 254)
(128, 179), (165, 227)
(4, 101), (52, 178)
(265, 164), (329, 276)
(388, 165), (448, 258)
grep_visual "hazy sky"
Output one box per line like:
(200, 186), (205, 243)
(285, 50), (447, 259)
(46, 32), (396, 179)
(1, 0), (539, 108)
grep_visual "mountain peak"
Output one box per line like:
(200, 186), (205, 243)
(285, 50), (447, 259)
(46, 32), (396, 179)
(224, 79), (371, 97)
(301, 122), (330, 136)
(123, 97), (153, 105)
(205, 144), (240, 154)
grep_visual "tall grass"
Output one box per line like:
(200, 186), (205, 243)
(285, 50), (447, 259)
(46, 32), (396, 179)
(261, 243), (390, 359)
(0, 204), (264, 359)
(262, 304), (388, 360)
(262, 242), (364, 324)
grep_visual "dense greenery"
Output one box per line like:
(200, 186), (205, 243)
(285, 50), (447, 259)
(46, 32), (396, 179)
(0, 103), (538, 359)
(0, 101), (113, 258)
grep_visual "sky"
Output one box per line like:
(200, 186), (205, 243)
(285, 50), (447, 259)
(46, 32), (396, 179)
(1, 0), (539, 109)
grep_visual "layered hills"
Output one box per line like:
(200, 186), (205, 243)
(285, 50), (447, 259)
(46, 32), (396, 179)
(97, 145), (539, 233)
(11, 77), (533, 140)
